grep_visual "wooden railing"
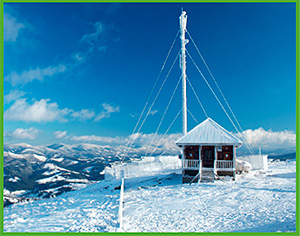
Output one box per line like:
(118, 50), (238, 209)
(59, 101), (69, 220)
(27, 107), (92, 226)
(183, 159), (234, 170)
(183, 159), (200, 169)
(215, 160), (234, 170)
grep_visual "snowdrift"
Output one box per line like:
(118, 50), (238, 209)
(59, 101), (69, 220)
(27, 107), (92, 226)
(4, 159), (296, 232)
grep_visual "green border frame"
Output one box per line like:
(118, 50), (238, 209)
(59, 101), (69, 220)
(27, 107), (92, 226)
(0, 1), (298, 235)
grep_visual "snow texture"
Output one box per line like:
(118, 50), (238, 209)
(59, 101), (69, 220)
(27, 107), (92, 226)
(238, 155), (268, 170)
(4, 159), (296, 232)
(105, 156), (181, 180)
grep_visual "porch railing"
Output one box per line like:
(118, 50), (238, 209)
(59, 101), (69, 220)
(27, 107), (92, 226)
(215, 160), (234, 170)
(183, 159), (200, 169)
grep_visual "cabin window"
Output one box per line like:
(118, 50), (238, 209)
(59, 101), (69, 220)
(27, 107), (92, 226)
(184, 146), (199, 160)
(221, 145), (233, 160)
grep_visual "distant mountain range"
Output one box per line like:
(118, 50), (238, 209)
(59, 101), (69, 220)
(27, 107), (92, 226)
(3, 142), (295, 207)
(268, 152), (296, 161)
(3, 142), (179, 207)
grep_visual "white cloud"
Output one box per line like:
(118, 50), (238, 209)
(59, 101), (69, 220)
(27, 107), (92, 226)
(71, 109), (95, 121)
(149, 110), (158, 116)
(240, 128), (296, 150)
(4, 98), (119, 123)
(126, 133), (181, 150)
(5, 65), (66, 86)
(73, 52), (85, 62)
(8, 127), (39, 140)
(95, 103), (120, 122)
(4, 90), (26, 104)
(4, 98), (71, 123)
(79, 21), (119, 54)
(54, 130), (68, 139)
(69, 132), (182, 151)
(80, 21), (105, 46)
(70, 135), (124, 144)
(67, 128), (295, 155)
(4, 12), (25, 42)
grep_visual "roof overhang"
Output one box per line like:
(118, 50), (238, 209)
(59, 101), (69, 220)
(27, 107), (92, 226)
(175, 118), (243, 148)
(176, 143), (243, 148)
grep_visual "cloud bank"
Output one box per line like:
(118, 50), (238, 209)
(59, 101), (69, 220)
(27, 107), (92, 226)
(5, 65), (66, 86)
(4, 98), (70, 123)
(54, 130), (68, 139)
(240, 128), (296, 151)
(4, 90), (26, 104)
(7, 127), (40, 140)
(5, 126), (295, 155)
(4, 12), (25, 42)
(68, 132), (182, 152)
(4, 98), (119, 123)
(95, 103), (120, 121)
(64, 128), (295, 155)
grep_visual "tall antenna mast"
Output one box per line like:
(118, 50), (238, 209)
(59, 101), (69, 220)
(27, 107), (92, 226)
(179, 10), (188, 135)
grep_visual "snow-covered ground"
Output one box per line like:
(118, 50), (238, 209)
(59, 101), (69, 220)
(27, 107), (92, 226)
(4, 159), (296, 232)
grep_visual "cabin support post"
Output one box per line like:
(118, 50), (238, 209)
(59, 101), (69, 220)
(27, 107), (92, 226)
(182, 146), (185, 177)
(199, 145), (202, 181)
(233, 147), (236, 180)
(214, 145), (217, 176)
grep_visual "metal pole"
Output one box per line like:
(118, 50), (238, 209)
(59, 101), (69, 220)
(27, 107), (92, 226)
(179, 10), (188, 135)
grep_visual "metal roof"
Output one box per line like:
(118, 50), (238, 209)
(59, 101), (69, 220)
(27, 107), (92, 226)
(175, 118), (243, 146)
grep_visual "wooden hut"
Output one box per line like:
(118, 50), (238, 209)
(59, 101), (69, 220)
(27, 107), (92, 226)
(175, 118), (243, 183)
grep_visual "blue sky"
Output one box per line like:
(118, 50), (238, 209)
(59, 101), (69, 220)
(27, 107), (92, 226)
(3, 3), (296, 150)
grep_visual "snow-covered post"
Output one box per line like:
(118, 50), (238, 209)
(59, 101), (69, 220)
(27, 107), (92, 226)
(118, 178), (125, 231)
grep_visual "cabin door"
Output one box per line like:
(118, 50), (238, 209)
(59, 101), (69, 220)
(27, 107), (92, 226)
(201, 146), (215, 168)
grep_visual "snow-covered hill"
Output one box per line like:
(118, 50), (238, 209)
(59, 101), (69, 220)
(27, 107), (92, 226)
(4, 159), (296, 232)
(3, 142), (180, 206)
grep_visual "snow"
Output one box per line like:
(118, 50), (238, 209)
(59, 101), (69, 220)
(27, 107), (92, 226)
(238, 154), (268, 170)
(4, 180), (120, 232)
(105, 155), (181, 180)
(68, 160), (78, 165)
(83, 166), (94, 173)
(4, 152), (25, 159)
(31, 154), (47, 162)
(52, 157), (64, 162)
(3, 189), (26, 197)
(36, 174), (89, 184)
(42, 170), (60, 176)
(43, 163), (80, 175)
(175, 118), (243, 146)
(4, 159), (296, 232)
(8, 177), (20, 182)
(36, 174), (67, 184)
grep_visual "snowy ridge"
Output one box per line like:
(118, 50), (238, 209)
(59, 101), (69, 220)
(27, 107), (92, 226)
(4, 159), (296, 232)
(5, 142), (176, 205)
